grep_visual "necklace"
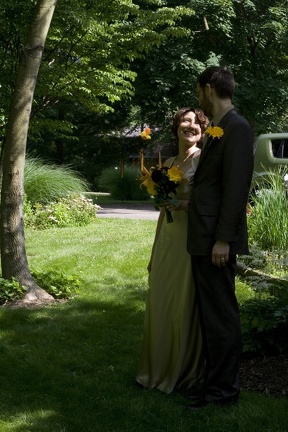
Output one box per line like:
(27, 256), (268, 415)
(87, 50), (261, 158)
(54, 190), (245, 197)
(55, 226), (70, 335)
(174, 145), (200, 170)
(174, 156), (191, 170)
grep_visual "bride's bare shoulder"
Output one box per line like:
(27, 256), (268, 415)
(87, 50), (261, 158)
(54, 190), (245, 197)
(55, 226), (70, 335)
(163, 156), (176, 167)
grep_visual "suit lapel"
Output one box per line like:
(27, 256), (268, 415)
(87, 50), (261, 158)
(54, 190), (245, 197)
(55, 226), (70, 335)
(197, 135), (213, 169)
(196, 109), (236, 173)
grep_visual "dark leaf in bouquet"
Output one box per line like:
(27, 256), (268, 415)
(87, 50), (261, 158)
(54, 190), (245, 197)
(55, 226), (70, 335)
(151, 169), (163, 183)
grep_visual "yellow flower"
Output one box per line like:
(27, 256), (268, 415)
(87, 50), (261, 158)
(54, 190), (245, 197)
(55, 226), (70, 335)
(144, 178), (157, 195)
(140, 127), (151, 140)
(167, 166), (183, 183)
(140, 167), (157, 195)
(205, 125), (224, 139)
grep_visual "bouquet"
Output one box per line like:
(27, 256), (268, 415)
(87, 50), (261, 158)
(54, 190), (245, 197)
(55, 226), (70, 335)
(140, 164), (183, 223)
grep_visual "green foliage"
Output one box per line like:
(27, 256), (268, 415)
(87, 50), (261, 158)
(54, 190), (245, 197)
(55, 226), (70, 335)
(0, 0), (195, 131)
(31, 268), (81, 299)
(24, 194), (99, 229)
(239, 245), (288, 354)
(1, 0), (288, 186)
(240, 243), (268, 270)
(98, 165), (150, 200)
(24, 157), (89, 205)
(240, 294), (288, 354)
(190, 0), (288, 133)
(248, 168), (288, 250)
(0, 269), (81, 304)
(0, 278), (27, 305)
(236, 279), (256, 305)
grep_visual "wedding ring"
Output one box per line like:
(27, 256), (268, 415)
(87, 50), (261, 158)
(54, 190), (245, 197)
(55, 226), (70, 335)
(221, 257), (225, 261)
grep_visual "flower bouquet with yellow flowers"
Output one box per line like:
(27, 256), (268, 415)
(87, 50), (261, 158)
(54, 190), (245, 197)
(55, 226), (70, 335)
(140, 165), (183, 223)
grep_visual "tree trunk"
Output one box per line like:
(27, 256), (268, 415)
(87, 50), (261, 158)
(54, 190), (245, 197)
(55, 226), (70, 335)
(0, 0), (57, 304)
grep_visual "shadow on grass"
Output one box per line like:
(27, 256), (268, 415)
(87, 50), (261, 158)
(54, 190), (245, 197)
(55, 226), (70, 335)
(0, 287), (287, 432)
(0, 286), (213, 432)
(0, 291), (148, 431)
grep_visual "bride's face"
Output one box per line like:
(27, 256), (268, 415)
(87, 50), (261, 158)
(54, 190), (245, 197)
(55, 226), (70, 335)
(177, 111), (202, 146)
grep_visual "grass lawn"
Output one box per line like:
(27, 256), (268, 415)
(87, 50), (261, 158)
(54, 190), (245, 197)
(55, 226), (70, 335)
(0, 218), (287, 432)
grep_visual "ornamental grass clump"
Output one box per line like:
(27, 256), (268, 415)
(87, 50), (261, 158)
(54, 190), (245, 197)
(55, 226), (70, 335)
(24, 157), (89, 205)
(248, 168), (288, 250)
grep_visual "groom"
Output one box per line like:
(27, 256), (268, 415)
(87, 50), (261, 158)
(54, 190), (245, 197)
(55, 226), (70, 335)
(187, 66), (254, 408)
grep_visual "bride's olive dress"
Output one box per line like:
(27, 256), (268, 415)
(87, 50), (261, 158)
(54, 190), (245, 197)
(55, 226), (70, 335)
(136, 152), (204, 394)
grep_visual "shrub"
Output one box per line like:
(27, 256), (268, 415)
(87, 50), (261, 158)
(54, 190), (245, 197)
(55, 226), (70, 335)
(248, 168), (288, 250)
(24, 157), (89, 205)
(240, 295), (288, 354)
(31, 269), (81, 299)
(0, 278), (27, 305)
(98, 165), (150, 200)
(240, 243), (267, 269)
(24, 194), (100, 229)
(0, 270), (81, 305)
(238, 248), (288, 354)
(236, 260), (288, 353)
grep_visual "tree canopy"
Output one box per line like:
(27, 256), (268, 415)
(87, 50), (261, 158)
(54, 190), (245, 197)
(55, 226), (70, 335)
(1, 0), (288, 188)
(1, 0), (288, 302)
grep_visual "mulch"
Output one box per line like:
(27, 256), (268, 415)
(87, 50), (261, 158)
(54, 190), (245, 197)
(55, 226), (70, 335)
(239, 353), (288, 399)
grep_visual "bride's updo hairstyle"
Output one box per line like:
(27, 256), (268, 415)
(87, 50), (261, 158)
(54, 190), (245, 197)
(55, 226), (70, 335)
(171, 107), (209, 142)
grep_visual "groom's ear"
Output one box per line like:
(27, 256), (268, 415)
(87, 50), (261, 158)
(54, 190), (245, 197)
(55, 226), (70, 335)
(205, 83), (213, 96)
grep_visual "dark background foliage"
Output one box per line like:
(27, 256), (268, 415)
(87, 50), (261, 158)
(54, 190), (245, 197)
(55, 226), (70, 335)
(1, 0), (288, 189)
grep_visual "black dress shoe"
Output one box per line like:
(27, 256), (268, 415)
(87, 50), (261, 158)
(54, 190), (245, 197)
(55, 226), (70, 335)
(187, 390), (205, 402)
(134, 380), (145, 389)
(186, 380), (206, 402)
(211, 394), (239, 407)
(188, 394), (239, 411)
(187, 399), (208, 410)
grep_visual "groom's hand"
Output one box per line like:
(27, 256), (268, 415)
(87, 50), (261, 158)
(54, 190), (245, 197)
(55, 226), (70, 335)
(212, 240), (230, 267)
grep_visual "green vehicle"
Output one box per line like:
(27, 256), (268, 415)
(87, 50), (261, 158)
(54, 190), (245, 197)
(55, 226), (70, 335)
(251, 133), (288, 191)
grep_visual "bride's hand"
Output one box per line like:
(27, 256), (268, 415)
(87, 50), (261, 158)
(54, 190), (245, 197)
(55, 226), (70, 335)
(163, 200), (186, 212)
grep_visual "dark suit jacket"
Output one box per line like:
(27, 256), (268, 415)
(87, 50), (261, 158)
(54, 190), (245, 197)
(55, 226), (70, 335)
(187, 109), (254, 256)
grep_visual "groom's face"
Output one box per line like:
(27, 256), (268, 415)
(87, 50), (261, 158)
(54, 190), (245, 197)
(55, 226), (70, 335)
(196, 84), (213, 118)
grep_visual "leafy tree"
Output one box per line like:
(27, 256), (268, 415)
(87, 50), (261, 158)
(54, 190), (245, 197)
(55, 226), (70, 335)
(189, 0), (288, 133)
(0, 0), (196, 302)
(0, 0), (195, 145)
(0, 0), (57, 303)
(118, 0), (288, 149)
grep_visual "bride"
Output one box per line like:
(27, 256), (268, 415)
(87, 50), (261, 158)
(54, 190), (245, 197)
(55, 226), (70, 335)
(136, 107), (209, 394)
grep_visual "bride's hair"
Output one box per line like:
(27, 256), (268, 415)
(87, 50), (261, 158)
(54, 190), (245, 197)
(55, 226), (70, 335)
(171, 107), (209, 141)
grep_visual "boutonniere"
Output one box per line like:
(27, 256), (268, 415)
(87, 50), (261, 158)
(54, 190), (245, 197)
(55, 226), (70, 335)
(205, 125), (224, 139)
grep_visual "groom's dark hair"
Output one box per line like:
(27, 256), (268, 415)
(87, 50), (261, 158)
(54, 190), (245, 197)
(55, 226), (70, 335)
(198, 66), (235, 99)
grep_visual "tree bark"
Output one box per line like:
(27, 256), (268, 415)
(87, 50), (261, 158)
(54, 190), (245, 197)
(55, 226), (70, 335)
(0, 0), (57, 304)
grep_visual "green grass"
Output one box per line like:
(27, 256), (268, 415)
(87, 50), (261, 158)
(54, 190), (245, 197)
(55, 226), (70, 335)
(0, 219), (287, 432)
